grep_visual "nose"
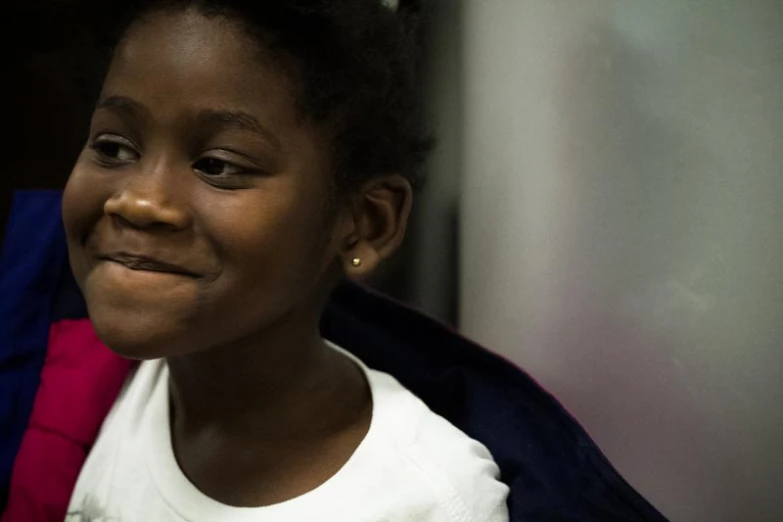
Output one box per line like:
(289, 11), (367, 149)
(103, 168), (191, 231)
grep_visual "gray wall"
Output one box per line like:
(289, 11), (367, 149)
(435, 1), (783, 520)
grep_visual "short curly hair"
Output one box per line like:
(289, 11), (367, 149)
(104, 0), (433, 193)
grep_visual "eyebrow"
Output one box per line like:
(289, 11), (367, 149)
(95, 95), (147, 116)
(94, 95), (281, 150)
(196, 109), (281, 150)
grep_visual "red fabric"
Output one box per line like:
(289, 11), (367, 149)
(2, 319), (133, 522)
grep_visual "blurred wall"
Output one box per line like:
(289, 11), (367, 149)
(452, 1), (782, 520)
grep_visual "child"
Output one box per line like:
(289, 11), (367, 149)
(60, 0), (510, 520)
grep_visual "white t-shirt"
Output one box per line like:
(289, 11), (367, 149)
(66, 343), (510, 522)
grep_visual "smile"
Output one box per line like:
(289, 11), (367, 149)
(99, 253), (201, 278)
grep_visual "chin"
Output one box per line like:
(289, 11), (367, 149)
(87, 305), (195, 361)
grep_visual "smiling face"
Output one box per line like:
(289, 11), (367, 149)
(62, 9), (347, 359)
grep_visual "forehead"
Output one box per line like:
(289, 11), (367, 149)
(103, 9), (296, 126)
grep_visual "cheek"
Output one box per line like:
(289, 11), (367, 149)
(199, 186), (332, 306)
(62, 158), (107, 240)
(62, 159), (109, 279)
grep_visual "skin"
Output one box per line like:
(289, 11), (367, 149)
(61, 8), (412, 507)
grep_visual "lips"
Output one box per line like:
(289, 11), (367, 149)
(99, 253), (201, 278)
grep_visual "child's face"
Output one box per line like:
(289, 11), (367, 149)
(62, 10), (344, 359)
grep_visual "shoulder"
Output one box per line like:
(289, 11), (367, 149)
(366, 368), (510, 522)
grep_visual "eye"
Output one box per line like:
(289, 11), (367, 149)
(90, 135), (139, 164)
(192, 152), (266, 190)
(193, 157), (244, 177)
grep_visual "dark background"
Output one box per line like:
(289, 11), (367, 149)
(3, 1), (112, 243)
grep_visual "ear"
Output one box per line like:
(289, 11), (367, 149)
(338, 175), (413, 279)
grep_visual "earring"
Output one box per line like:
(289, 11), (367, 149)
(351, 257), (362, 267)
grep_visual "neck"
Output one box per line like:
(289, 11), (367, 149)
(166, 309), (367, 443)
(163, 295), (372, 506)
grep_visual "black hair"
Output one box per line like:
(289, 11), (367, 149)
(101, 0), (433, 192)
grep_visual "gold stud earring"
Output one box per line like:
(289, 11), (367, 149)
(351, 257), (362, 267)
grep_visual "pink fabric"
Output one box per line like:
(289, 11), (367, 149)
(2, 319), (133, 522)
